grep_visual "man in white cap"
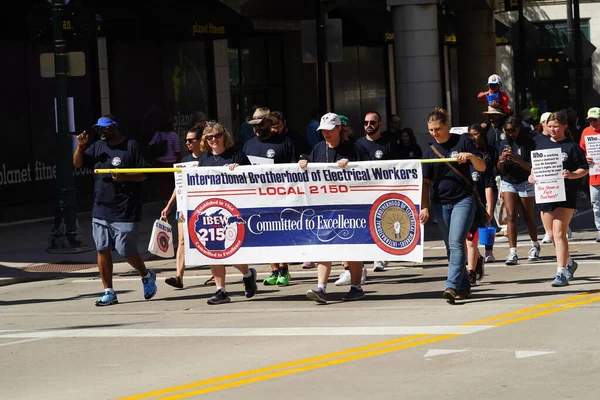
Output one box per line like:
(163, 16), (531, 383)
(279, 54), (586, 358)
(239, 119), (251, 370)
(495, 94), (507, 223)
(579, 107), (600, 242)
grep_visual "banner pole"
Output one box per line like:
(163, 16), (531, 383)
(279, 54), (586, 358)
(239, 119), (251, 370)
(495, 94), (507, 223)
(93, 159), (457, 174)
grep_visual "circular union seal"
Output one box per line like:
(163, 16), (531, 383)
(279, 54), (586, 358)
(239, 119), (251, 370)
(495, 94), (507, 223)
(369, 193), (420, 256)
(188, 198), (245, 259)
(157, 231), (170, 252)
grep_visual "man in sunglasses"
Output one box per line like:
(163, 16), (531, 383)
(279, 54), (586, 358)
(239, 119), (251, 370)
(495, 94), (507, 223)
(73, 115), (156, 306)
(355, 111), (401, 272)
(579, 107), (600, 242)
(243, 107), (296, 286)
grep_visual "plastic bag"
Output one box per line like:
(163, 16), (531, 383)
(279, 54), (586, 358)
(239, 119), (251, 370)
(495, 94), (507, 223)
(148, 218), (174, 258)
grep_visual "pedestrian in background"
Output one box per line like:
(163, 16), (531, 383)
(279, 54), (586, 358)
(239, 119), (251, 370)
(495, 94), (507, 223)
(73, 115), (157, 306)
(579, 107), (600, 242)
(148, 116), (181, 203)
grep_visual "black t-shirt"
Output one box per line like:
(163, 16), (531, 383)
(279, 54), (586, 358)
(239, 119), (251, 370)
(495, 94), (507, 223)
(498, 135), (536, 184)
(397, 143), (423, 160)
(355, 135), (399, 160)
(284, 128), (312, 157)
(535, 138), (588, 197)
(243, 134), (296, 164)
(83, 138), (149, 222)
(309, 139), (362, 163)
(422, 134), (481, 204)
(197, 148), (250, 167)
(181, 153), (202, 163)
(470, 143), (496, 200)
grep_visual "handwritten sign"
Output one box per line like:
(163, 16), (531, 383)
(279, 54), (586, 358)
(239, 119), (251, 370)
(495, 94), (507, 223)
(585, 134), (600, 176)
(531, 148), (566, 204)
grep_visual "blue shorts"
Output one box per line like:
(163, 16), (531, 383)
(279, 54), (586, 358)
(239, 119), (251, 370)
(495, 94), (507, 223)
(501, 180), (535, 198)
(92, 218), (140, 256)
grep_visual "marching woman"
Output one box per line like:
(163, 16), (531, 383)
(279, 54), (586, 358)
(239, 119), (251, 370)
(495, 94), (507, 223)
(421, 108), (486, 304)
(529, 111), (588, 287)
(300, 113), (366, 304)
(197, 121), (258, 304)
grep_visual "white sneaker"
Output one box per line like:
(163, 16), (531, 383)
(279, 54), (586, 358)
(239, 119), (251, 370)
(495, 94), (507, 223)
(541, 233), (552, 244)
(566, 228), (572, 239)
(361, 267), (367, 285)
(335, 269), (351, 286)
(527, 243), (540, 261)
(373, 261), (388, 272)
(505, 252), (518, 265)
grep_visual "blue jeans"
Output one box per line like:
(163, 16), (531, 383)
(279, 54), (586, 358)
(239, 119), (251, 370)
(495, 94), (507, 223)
(434, 195), (475, 292)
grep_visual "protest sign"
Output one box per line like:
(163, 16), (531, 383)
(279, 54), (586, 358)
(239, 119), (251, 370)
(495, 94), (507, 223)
(181, 160), (424, 265)
(173, 161), (200, 213)
(531, 148), (566, 203)
(585, 134), (600, 176)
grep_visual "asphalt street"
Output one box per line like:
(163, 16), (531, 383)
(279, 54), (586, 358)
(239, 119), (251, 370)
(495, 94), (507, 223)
(1, 202), (600, 399)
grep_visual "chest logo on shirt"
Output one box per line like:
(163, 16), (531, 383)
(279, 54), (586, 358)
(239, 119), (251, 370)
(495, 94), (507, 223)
(409, 151), (415, 158)
(266, 149), (276, 158)
(517, 147), (522, 156)
(472, 171), (480, 182)
(111, 157), (122, 167)
(450, 151), (459, 159)
(369, 193), (420, 256)
(375, 150), (384, 159)
(501, 133), (507, 141)
(562, 152), (568, 162)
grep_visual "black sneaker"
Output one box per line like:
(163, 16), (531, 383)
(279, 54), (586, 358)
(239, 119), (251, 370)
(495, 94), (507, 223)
(468, 270), (476, 286)
(207, 289), (231, 305)
(342, 287), (365, 301)
(475, 255), (485, 281)
(243, 268), (258, 298)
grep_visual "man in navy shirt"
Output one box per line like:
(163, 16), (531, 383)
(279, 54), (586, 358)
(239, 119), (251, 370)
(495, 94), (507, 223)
(73, 116), (157, 306)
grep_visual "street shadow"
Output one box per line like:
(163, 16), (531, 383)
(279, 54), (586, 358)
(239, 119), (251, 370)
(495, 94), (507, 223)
(464, 288), (596, 304)
(0, 290), (134, 306)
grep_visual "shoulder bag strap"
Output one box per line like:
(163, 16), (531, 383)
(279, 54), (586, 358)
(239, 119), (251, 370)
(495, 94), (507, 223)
(429, 144), (474, 190)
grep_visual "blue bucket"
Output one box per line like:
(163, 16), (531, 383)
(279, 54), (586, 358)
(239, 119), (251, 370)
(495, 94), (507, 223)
(478, 227), (496, 246)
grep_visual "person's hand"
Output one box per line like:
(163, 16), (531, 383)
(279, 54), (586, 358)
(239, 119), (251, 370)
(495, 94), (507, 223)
(490, 100), (500, 108)
(528, 174), (536, 184)
(499, 148), (512, 162)
(111, 172), (125, 182)
(419, 208), (429, 224)
(228, 163), (239, 171)
(161, 205), (172, 219)
(456, 152), (472, 164)
(299, 160), (308, 170)
(77, 131), (88, 147)
(562, 169), (572, 179)
(586, 155), (594, 165)
(337, 158), (349, 168)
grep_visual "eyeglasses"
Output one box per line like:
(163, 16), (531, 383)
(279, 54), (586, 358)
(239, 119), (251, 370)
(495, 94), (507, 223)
(185, 138), (199, 143)
(205, 132), (224, 141)
(364, 120), (378, 126)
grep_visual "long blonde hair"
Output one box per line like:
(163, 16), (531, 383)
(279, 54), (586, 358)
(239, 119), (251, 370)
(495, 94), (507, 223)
(199, 120), (235, 152)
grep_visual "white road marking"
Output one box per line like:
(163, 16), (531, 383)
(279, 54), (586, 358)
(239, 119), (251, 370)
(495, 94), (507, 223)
(424, 349), (468, 358)
(0, 325), (492, 338)
(515, 350), (556, 359)
(0, 338), (47, 347)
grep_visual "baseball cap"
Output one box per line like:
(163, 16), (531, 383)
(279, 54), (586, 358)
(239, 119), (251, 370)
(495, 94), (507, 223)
(317, 112), (341, 131)
(540, 112), (552, 123)
(246, 107), (277, 125)
(338, 115), (349, 127)
(487, 74), (502, 86)
(93, 117), (118, 127)
(587, 107), (600, 120)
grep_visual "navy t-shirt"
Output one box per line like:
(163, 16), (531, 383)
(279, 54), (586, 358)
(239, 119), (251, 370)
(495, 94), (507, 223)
(533, 133), (551, 147)
(535, 138), (588, 200)
(498, 135), (536, 184)
(197, 148), (251, 167)
(309, 139), (362, 163)
(470, 143), (496, 201)
(355, 135), (399, 160)
(396, 143), (423, 160)
(422, 134), (481, 204)
(181, 153), (202, 163)
(83, 138), (149, 222)
(284, 128), (312, 157)
(243, 134), (296, 164)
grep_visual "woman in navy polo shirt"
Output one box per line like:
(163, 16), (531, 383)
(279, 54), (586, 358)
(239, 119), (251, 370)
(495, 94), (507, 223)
(421, 108), (486, 304)
(529, 111), (588, 287)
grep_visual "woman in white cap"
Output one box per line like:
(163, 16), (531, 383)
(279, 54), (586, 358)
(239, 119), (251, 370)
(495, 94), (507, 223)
(299, 112), (366, 304)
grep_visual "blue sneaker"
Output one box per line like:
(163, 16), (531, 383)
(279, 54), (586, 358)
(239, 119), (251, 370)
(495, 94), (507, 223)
(142, 269), (157, 300)
(551, 272), (569, 287)
(95, 290), (118, 306)
(565, 261), (578, 281)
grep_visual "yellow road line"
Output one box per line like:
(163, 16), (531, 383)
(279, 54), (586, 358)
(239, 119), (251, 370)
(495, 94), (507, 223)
(121, 290), (600, 400)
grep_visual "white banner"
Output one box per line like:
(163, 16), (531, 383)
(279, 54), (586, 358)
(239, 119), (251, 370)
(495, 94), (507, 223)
(173, 161), (200, 212)
(181, 160), (424, 265)
(585, 134), (600, 176)
(531, 148), (566, 204)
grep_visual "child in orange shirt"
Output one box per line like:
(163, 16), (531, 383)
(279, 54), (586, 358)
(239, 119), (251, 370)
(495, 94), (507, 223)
(478, 74), (512, 115)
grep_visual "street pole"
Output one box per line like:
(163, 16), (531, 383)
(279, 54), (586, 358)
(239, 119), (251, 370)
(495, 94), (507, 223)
(47, 0), (88, 253)
(517, 0), (527, 113)
(573, 0), (585, 124)
(315, 0), (327, 116)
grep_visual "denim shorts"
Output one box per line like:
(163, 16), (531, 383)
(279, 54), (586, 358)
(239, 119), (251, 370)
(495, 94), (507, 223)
(501, 180), (535, 198)
(92, 218), (140, 256)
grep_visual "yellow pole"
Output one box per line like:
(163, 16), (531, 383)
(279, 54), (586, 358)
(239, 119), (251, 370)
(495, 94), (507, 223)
(93, 159), (457, 174)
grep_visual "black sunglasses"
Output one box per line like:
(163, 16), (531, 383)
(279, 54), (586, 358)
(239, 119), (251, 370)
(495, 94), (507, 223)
(364, 120), (378, 126)
(185, 138), (199, 143)
(205, 132), (224, 141)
